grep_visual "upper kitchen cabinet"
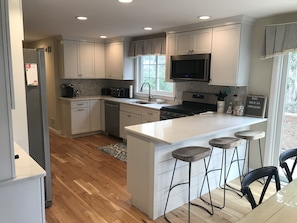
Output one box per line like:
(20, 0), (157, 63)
(105, 38), (134, 80)
(209, 23), (252, 86)
(165, 33), (176, 81)
(175, 29), (212, 55)
(58, 37), (105, 79)
(94, 43), (105, 78)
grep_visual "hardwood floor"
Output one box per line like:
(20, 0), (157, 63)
(46, 132), (274, 223)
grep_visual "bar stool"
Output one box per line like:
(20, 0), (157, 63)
(234, 130), (265, 175)
(200, 137), (243, 209)
(164, 146), (213, 223)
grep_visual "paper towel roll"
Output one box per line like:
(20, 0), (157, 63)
(129, 85), (133, 98)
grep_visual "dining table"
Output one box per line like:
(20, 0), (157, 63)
(237, 178), (297, 222)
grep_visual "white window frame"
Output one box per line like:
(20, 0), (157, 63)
(134, 55), (175, 100)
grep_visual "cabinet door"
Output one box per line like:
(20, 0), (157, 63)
(120, 111), (141, 139)
(175, 29), (212, 55)
(192, 29), (212, 53)
(79, 42), (94, 78)
(94, 43), (105, 78)
(210, 24), (241, 86)
(89, 100), (101, 131)
(165, 33), (176, 81)
(176, 32), (193, 55)
(105, 41), (124, 79)
(71, 107), (90, 134)
(141, 108), (160, 123)
(63, 40), (79, 78)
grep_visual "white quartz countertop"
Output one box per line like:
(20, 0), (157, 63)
(125, 113), (267, 144)
(59, 95), (170, 110)
(0, 143), (46, 186)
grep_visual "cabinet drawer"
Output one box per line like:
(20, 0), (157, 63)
(120, 103), (142, 115)
(71, 100), (89, 108)
(141, 108), (160, 120)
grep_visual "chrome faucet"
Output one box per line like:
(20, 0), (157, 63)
(140, 82), (153, 101)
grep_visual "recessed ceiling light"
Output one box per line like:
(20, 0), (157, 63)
(118, 0), (133, 3)
(100, 35), (107, 39)
(76, 16), (88, 21)
(144, 27), (152, 31)
(198, 15), (210, 20)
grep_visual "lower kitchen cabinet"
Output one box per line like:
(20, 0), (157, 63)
(60, 98), (101, 137)
(90, 100), (101, 131)
(120, 104), (160, 139)
(120, 104), (142, 139)
(141, 108), (160, 123)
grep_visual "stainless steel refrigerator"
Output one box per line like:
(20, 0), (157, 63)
(23, 48), (52, 207)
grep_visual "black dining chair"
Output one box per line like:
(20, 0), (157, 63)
(279, 148), (297, 182)
(241, 166), (281, 209)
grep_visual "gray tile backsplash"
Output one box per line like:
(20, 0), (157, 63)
(59, 79), (247, 110)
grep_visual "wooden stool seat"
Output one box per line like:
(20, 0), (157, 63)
(234, 130), (265, 177)
(209, 137), (242, 149)
(172, 146), (211, 162)
(235, 130), (265, 141)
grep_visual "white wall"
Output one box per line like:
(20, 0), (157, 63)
(9, 0), (29, 152)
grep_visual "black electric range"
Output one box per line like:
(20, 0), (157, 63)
(160, 92), (217, 120)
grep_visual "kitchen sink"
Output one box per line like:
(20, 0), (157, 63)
(133, 100), (152, 104)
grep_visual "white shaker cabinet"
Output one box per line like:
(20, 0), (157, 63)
(60, 98), (102, 137)
(209, 24), (252, 86)
(71, 101), (90, 134)
(119, 104), (142, 139)
(165, 33), (176, 81)
(94, 43), (105, 78)
(175, 29), (212, 55)
(59, 39), (105, 79)
(62, 40), (79, 78)
(105, 39), (134, 80)
(79, 41), (94, 78)
(141, 108), (160, 123)
(89, 99), (101, 131)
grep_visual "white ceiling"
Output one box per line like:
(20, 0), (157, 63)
(22, 0), (297, 41)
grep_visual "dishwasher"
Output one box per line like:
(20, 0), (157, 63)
(105, 101), (120, 137)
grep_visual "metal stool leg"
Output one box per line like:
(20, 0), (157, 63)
(225, 147), (244, 197)
(164, 159), (178, 222)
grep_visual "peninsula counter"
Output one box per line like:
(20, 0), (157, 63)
(125, 113), (267, 220)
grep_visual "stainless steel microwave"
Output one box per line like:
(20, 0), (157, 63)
(170, 54), (211, 81)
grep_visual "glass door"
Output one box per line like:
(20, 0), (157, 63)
(279, 52), (297, 182)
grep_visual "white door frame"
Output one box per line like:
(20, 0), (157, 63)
(265, 55), (289, 168)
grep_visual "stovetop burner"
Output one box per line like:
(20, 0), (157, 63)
(162, 101), (216, 114)
(160, 92), (217, 120)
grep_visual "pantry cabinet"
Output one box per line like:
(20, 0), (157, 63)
(105, 39), (134, 80)
(59, 39), (105, 79)
(209, 23), (252, 86)
(175, 29), (212, 55)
